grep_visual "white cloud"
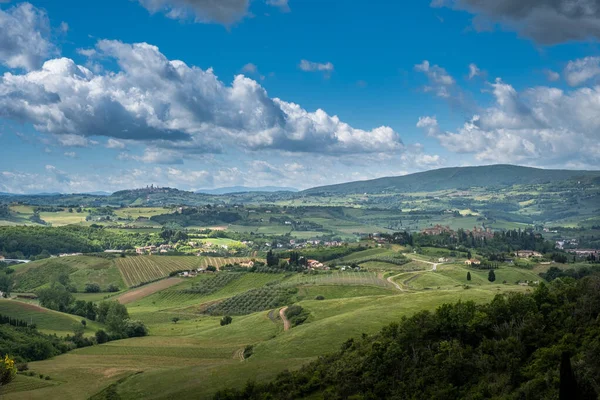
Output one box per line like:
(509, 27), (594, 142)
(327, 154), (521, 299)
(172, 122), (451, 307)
(468, 63), (481, 79)
(0, 40), (404, 156)
(64, 151), (76, 158)
(241, 63), (257, 73)
(543, 69), (560, 82)
(0, 2), (56, 70)
(106, 138), (126, 149)
(266, 0), (290, 12)
(137, 0), (249, 25)
(59, 21), (69, 33)
(564, 57), (600, 86)
(418, 78), (600, 166)
(299, 59), (334, 77)
(415, 60), (455, 98)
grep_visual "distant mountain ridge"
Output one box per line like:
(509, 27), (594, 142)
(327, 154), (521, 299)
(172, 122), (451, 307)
(196, 186), (298, 195)
(302, 165), (600, 195)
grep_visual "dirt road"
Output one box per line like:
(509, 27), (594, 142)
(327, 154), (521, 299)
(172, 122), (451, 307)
(386, 274), (405, 291)
(117, 277), (183, 304)
(279, 307), (291, 331)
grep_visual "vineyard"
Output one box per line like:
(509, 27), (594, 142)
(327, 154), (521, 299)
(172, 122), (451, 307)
(205, 286), (299, 316)
(182, 273), (242, 295)
(116, 256), (258, 287)
(286, 271), (393, 288)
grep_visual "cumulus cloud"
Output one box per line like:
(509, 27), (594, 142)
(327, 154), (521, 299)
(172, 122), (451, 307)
(415, 60), (455, 98)
(0, 40), (404, 156)
(563, 56), (600, 86)
(299, 59), (334, 77)
(418, 78), (600, 166)
(137, 0), (249, 25)
(431, 0), (600, 45)
(0, 2), (56, 70)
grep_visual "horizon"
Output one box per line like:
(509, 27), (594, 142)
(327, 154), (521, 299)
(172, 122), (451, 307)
(0, 163), (598, 195)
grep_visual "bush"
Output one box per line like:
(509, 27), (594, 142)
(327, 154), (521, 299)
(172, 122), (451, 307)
(95, 329), (109, 344)
(105, 284), (120, 293)
(220, 316), (233, 326)
(84, 283), (101, 293)
(285, 305), (310, 327)
(16, 362), (28, 372)
(0, 355), (17, 386)
(315, 295), (325, 300)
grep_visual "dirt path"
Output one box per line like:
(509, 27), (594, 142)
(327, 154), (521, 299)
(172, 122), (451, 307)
(117, 277), (183, 304)
(233, 348), (245, 361)
(404, 254), (443, 271)
(279, 307), (291, 331)
(386, 274), (406, 291)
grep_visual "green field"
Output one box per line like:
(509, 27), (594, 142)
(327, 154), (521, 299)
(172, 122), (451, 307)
(13, 256), (125, 292)
(0, 299), (103, 336)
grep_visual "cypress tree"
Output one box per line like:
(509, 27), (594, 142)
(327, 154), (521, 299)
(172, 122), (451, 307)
(488, 269), (496, 282)
(467, 272), (471, 281)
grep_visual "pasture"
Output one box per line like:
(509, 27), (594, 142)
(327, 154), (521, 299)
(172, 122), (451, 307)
(0, 299), (102, 336)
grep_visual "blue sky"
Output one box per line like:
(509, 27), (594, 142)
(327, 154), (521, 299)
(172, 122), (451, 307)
(0, 0), (599, 193)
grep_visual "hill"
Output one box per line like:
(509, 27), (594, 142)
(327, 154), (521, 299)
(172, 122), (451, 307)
(196, 186), (298, 195)
(302, 164), (600, 195)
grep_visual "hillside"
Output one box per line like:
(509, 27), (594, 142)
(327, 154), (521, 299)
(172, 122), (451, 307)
(196, 186), (298, 195)
(302, 164), (600, 195)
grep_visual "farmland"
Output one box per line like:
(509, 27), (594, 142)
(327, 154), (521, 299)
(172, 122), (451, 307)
(116, 256), (258, 287)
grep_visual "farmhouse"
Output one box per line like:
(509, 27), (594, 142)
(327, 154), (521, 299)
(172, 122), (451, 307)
(464, 259), (481, 265)
(567, 249), (600, 257)
(307, 259), (324, 269)
(0, 255), (6, 261)
(240, 261), (254, 268)
(514, 250), (543, 258)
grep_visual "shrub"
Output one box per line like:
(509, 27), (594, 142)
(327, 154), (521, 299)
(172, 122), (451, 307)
(95, 329), (109, 344)
(243, 345), (253, 359)
(285, 305), (310, 327)
(0, 354), (17, 386)
(84, 283), (101, 293)
(315, 295), (325, 300)
(220, 316), (233, 326)
(106, 284), (120, 293)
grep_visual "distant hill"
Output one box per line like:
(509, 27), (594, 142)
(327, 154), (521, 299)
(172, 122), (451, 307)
(302, 165), (600, 195)
(196, 186), (298, 195)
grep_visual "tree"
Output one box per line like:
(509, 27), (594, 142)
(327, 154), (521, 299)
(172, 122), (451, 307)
(81, 320), (87, 327)
(560, 352), (579, 400)
(0, 354), (17, 386)
(103, 302), (130, 335)
(467, 272), (471, 281)
(106, 284), (120, 293)
(467, 250), (472, 259)
(207, 265), (217, 272)
(172, 317), (180, 324)
(84, 283), (101, 293)
(488, 269), (496, 283)
(95, 329), (109, 344)
(220, 316), (233, 326)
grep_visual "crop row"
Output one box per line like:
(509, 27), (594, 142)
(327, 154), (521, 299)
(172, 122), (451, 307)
(205, 287), (298, 316)
(116, 256), (256, 287)
(182, 273), (242, 295)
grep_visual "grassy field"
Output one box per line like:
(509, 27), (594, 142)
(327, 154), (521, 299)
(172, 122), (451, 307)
(39, 211), (87, 226)
(113, 207), (174, 219)
(0, 299), (103, 336)
(4, 282), (534, 400)
(13, 256), (125, 292)
(116, 256), (258, 287)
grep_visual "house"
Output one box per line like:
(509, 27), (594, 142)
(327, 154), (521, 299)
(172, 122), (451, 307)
(307, 259), (324, 269)
(0, 255), (4, 261)
(514, 250), (543, 258)
(240, 261), (254, 268)
(464, 259), (481, 265)
(438, 257), (449, 263)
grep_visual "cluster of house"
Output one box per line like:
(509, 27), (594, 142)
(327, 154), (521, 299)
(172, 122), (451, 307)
(555, 239), (578, 249)
(339, 265), (361, 271)
(464, 259), (481, 265)
(567, 249), (600, 257)
(177, 268), (212, 278)
(421, 225), (494, 240)
(518, 280), (541, 286)
(58, 253), (83, 257)
(514, 250), (543, 258)
(135, 244), (173, 255)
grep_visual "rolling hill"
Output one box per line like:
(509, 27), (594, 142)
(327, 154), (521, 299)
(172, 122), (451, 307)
(196, 186), (298, 194)
(302, 164), (600, 195)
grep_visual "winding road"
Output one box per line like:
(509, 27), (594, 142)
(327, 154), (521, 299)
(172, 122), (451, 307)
(279, 307), (291, 331)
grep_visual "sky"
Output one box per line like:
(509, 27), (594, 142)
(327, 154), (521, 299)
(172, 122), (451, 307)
(0, 0), (599, 194)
